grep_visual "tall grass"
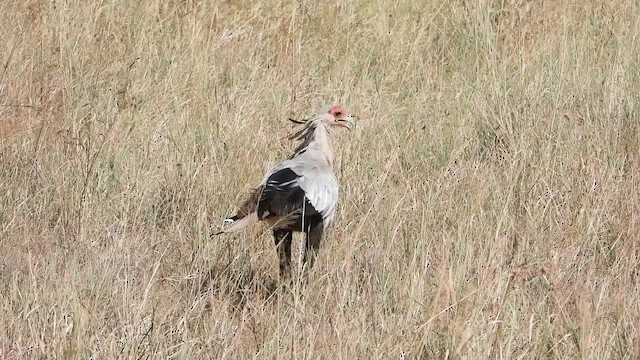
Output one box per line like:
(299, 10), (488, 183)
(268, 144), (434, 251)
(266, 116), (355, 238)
(1, 0), (639, 358)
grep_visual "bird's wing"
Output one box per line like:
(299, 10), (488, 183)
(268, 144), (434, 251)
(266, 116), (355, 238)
(264, 156), (339, 224)
(257, 167), (320, 221)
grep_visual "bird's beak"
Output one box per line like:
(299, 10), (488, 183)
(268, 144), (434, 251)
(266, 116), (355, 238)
(337, 115), (357, 130)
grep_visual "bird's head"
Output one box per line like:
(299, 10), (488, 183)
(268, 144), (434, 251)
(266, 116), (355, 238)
(287, 104), (356, 158)
(317, 104), (356, 131)
(291, 104), (356, 131)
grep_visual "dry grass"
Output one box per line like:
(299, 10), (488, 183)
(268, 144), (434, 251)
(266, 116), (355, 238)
(1, 0), (640, 358)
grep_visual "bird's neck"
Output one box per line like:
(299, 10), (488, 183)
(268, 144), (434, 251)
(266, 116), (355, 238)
(310, 124), (335, 168)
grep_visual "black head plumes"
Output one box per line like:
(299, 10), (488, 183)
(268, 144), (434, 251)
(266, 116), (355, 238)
(287, 117), (317, 158)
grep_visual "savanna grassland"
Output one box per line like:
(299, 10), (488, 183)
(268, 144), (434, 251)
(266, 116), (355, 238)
(1, 0), (639, 358)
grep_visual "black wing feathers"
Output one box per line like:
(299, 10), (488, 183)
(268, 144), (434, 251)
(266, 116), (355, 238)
(258, 168), (320, 221)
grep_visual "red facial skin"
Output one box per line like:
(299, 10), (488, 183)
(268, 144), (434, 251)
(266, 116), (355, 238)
(329, 105), (348, 121)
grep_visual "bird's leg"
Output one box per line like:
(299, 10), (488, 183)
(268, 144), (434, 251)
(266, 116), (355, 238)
(303, 221), (324, 272)
(273, 229), (293, 280)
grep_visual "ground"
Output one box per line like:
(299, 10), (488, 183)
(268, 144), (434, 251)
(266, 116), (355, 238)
(1, 0), (639, 358)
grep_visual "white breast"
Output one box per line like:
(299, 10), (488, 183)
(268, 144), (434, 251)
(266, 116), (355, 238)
(296, 172), (338, 224)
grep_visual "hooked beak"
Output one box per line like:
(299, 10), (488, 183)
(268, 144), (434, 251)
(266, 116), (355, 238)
(337, 115), (357, 130)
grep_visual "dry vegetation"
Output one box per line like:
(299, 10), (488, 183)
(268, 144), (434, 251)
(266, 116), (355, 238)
(1, 0), (639, 358)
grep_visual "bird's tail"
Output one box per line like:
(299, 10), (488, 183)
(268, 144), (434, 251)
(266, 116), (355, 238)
(212, 187), (262, 236)
(211, 212), (259, 236)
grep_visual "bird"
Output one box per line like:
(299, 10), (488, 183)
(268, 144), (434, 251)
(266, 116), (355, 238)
(214, 104), (356, 279)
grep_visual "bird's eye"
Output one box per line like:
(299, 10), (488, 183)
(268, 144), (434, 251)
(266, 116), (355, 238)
(334, 111), (342, 117)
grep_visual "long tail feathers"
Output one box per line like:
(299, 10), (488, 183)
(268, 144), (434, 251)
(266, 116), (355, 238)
(211, 212), (259, 236)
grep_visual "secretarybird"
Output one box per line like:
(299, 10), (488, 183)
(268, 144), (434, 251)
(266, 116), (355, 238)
(215, 104), (356, 279)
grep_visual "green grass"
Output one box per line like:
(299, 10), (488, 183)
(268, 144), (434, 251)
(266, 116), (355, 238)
(1, 0), (639, 358)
